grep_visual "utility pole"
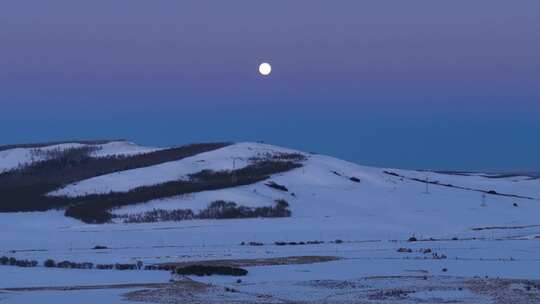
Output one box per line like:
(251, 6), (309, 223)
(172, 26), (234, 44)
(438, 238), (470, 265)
(231, 157), (239, 184)
(424, 171), (430, 194)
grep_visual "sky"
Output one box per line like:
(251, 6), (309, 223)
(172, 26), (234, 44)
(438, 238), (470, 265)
(1, 1), (539, 171)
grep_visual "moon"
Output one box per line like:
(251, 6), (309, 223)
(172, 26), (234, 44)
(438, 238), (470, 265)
(259, 62), (272, 76)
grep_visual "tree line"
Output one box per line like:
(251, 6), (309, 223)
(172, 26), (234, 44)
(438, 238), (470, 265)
(120, 199), (291, 224)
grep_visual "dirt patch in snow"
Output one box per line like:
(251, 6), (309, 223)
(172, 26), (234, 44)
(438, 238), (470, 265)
(122, 276), (540, 304)
(466, 278), (540, 304)
(155, 255), (341, 269)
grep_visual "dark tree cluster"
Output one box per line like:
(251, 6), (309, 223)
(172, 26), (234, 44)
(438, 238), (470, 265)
(349, 177), (361, 183)
(198, 199), (291, 219)
(265, 181), (288, 192)
(56, 260), (94, 269)
(95, 262), (141, 270)
(144, 264), (175, 271)
(0, 256), (38, 268)
(175, 265), (248, 277)
(121, 199), (291, 224)
(249, 151), (306, 163)
(0, 139), (117, 153)
(240, 241), (264, 246)
(274, 240), (324, 246)
(43, 258), (94, 269)
(120, 209), (195, 224)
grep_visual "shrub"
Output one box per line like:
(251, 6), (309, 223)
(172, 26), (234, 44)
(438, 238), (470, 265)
(96, 264), (115, 270)
(0, 257), (38, 268)
(122, 209), (194, 224)
(265, 181), (288, 192)
(397, 248), (412, 253)
(115, 263), (137, 270)
(124, 199), (292, 224)
(44, 259), (56, 268)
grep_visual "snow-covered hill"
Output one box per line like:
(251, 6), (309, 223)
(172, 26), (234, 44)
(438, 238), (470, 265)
(2, 140), (540, 303)
(2, 140), (539, 235)
(10, 140), (530, 238)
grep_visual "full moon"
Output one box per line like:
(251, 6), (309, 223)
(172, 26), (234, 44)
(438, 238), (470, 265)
(259, 62), (272, 76)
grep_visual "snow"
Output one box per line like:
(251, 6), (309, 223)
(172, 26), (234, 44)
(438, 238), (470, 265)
(0, 288), (142, 304)
(2, 141), (540, 303)
(0, 267), (169, 289)
(90, 141), (161, 158)
(0, 143), (85, 173)
(0, 141), (160, 174)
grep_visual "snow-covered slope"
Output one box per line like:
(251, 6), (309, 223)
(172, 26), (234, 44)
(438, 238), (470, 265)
(0, 141), (160, 174)
(49, 142), (304, 197)
(39, 141), (540, 239)
(3, 141), (540, 304)
(108, 150), (540, 239)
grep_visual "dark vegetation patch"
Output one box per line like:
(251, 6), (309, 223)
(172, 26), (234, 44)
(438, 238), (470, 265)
(175, 265), (248, 277)
(41, 258), (143, 270)
(331, 171), (360, 183)
(240, 241), (264, 246)
(349, 177), (361, 183)
(249, 151), (306, 163)
(471, 224), (540, 231)
(0, 256), (38, 268)
(274, 240), (324, 246)
(242, 240), (330, 247)
(198, 199), (291, 219)
(120, 209), (195, 223)
(0, 143), (230, 213)
(397, 248), (413, 253)
(53, 260), (95, 269)
(435, 170), (540, 180)
(265, 181), (288, 192)
(118, 199), (291, 224)
(0, 139), (119, 153)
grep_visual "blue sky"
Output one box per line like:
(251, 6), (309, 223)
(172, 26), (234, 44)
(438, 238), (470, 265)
(1, 1), (539, 170)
